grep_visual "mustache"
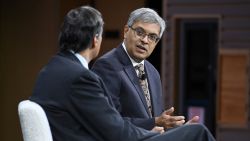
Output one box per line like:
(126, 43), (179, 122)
(136, 45), (147, 51)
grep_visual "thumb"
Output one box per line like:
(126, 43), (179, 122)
(164, 107), (174, 115)
(186, 116), (200, 124)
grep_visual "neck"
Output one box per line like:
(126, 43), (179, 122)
(78, 51), (90, 63)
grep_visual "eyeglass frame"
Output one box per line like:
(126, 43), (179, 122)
(129, 26), (160, 43)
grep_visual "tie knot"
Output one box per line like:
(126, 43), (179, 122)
(135, 63), (144, 72)
(135, 63), (146, 80)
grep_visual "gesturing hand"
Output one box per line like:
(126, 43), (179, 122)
(155, 107), (185, 129)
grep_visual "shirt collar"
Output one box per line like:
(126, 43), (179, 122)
(70, 50), (89, 69)
(122, 42), (144, 67)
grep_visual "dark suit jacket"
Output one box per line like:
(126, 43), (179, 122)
(30, 50), (158, 141)
(91, 44), (164, 130)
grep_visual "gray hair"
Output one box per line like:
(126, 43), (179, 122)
(127, 8), (166, 38)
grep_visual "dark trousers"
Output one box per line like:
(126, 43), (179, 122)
(147, 124), (215, 141)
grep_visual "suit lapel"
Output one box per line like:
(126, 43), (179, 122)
(116, 45), (152, 117)
(144, 62), (156, 116)
(124, 66), (151, 116)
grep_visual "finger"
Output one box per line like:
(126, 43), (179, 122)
(171, 116), (185, 121)
(160, 128), (165, 134)
(151, 126), (164, 133)
(155, 126), (164, 130)
(186, 116), (200, 124)
(155, 127), (165, 134)
(164, 115), (185, 122)
(175, 120), (185, 126)
(164, 121), (176, 128)
(152, 126), (162, 130)
(164, 117), (185, 128)
(190, 116), (199, 123)
(164, 107), (174, 115)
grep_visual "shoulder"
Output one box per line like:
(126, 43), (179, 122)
(40, 54), (94, 84)
(52, 55), (84, 73)
(92, 49), (122, 71)
(144, 60), (160, 77)
(92, 45), (132, 70)
(145, 60), (158, 72)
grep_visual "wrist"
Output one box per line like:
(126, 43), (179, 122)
(155, 117), (160, 126)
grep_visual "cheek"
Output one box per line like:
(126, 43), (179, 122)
(126, 38), (137, 50)
(148, 45), (156, 53)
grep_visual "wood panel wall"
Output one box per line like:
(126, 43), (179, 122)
(217, 49), (250, 141)
(218, 50), (249, 127)
(162, 0), (250, 140)
(162, 0), (250, 105)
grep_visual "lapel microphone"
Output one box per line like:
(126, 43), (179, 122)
(140, 73), (147, 80)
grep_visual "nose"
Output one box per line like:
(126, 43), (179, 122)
(140, 35), (149, 43)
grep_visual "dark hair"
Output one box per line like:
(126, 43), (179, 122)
(59, 6), (104, 53)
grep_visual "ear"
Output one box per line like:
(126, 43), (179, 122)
(91, 35), (99, 49)
(89, 35), (101, 59)
(123, 25), (129, 39)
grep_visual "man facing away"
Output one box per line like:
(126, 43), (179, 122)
(30, 5), (216, 141)
(91, 8), (199, 130)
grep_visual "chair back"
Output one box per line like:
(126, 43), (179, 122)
(18, 100), (53, 141)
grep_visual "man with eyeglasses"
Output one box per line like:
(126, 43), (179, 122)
(92, 8), (200, 132)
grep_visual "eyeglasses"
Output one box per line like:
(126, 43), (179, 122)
(129, 26), (160, 43)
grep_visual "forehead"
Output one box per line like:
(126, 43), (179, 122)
(132, 21), (160, 35)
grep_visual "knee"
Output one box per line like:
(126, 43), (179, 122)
(185, 124), (215, 141)
(184, 123), (207, 131)
(188, 123), (206, 129)
(184, 124), (208, 133)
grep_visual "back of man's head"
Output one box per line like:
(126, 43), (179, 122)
(59, 6), (104, 53)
